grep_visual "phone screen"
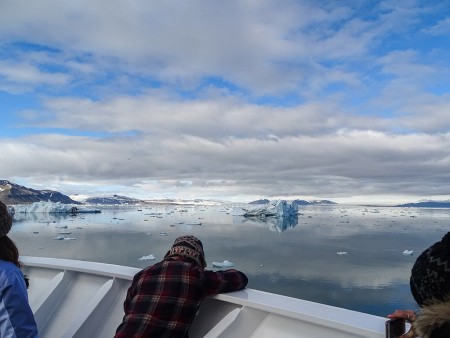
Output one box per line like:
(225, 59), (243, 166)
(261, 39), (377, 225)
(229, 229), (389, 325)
(386, 318), (406, 338)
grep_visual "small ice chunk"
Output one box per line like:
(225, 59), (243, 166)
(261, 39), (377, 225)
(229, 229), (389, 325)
(53, 236), (76, 240)
(55, 225), (68, 229)
(159, 232), (168, 236)
(403, 250), (414, 256)
(212, 260), (235, 268)
(337, 252), (348, 255)
(138, 254), (156, 261)
(58, 231), (71, 234)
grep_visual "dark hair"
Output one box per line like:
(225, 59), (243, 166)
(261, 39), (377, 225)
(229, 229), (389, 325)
(0, 236), (29, 288)
(0, 236), (21, 268)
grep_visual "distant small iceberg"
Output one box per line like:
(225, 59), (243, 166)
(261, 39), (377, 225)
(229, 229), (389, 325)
(337, 252), (348, 255)
(402, 250), (414, 256)
(138, 254), (156, 261)
(212, 260), (235, 268)
(53, 236), (76, 240)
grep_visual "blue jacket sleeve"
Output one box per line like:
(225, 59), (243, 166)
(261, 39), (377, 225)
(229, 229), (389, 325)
(0, 269), (39, 338)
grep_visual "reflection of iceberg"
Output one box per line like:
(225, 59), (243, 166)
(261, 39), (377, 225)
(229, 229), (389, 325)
(233, 200), (299, 232)
(12, 201), (101, 214)
(233, 215), (298, 232)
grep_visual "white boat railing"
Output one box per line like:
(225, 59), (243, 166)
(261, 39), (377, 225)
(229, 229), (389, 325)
(20, 256), (387, 338)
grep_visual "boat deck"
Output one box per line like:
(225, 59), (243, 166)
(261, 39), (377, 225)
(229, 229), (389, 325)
(21, 256), (387, 338)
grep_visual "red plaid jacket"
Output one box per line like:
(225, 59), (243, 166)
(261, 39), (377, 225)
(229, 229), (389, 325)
(114, 256), (248, 338)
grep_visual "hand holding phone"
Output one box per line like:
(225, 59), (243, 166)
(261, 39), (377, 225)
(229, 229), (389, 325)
(386, 318), (406, 338)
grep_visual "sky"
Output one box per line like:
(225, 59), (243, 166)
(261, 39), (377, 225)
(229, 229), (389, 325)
(1, 0), (450, 204)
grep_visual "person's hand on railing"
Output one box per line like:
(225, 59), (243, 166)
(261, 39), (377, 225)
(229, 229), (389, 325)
(387, 309), (417, 338)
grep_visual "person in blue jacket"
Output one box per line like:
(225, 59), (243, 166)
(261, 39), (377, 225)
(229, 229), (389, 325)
(0, 200), (39, 337)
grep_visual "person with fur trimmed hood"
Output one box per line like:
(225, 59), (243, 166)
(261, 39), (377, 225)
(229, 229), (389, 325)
(388, 232), (450, 338)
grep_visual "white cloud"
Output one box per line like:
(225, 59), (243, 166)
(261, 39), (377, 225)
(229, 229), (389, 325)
(1, 129), (450, 202)
(0, 1), (449, 203)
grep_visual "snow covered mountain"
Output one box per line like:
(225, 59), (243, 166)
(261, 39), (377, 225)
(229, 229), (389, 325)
(81, 195), (145, 205)
(0, 180), (80, 205)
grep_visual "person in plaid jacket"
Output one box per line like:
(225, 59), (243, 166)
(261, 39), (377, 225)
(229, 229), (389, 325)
(114, 235), (248, 338)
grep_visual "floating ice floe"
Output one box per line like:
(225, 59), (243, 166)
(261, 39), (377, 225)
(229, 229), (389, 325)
(58, 231), (71, 234)
(212, 260), (235, 268)
(53, 236), (76, 240)
(138, 254), (156, 261)
(403, 250), (414, 256)
(337, 252), (348, 255)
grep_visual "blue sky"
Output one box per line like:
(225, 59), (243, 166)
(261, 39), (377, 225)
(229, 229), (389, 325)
(1, 0), (450, 204)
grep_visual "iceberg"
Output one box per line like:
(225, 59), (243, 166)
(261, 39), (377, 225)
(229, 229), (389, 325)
(232, 200), (298, 232)
(53, 236), (76, 240)
(402, 250), (414, 256)
(212, 260), (235, 268)
(233, 200), (298, 219)
(138, 254), (156, 261)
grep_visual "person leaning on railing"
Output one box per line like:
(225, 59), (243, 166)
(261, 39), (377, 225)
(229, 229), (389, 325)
(0, 201), (39, 338)
(388, 231), (450, 338)
(114, 235), (248, 338)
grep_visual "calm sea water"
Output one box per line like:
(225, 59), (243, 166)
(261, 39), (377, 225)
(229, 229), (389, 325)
(10, 204), (450, 317)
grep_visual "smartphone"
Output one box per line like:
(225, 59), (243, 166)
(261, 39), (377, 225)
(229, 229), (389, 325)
(386, 318), (406, 338)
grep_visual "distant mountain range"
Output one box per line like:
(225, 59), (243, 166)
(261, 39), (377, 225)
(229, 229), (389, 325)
(82, 195), (144, 205)
(4, 179), (449, 208)
(249, 199), (337, 205)
(0, 180), (222, 206)
(0, 180), (80, 205)
(395, 201), (450, 208)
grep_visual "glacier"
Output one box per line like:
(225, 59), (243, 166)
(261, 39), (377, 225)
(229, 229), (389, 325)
(11, 201), (101, 214)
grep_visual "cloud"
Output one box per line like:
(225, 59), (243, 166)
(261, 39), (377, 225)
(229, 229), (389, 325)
(0, 0), (408, 96)
(422, 17), (450, 36)
(0, 1), (449, 203)
(1, 127), (450, 202)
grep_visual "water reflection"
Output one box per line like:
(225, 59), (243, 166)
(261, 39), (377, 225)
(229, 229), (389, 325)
(13, 211), (76, 223)
(8, 204), (450, 317)
(233, 215), (298, 232)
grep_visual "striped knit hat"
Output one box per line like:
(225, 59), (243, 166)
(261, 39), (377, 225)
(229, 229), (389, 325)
(0, 201), (12, 238)
(410, 232), (450, 306)
(165, 235), (207, 268)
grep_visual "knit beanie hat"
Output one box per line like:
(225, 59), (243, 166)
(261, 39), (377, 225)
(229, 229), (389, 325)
(410, 232), (450, 306)
(0, 201), (12, 238)
(165, 235), (207, 268)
